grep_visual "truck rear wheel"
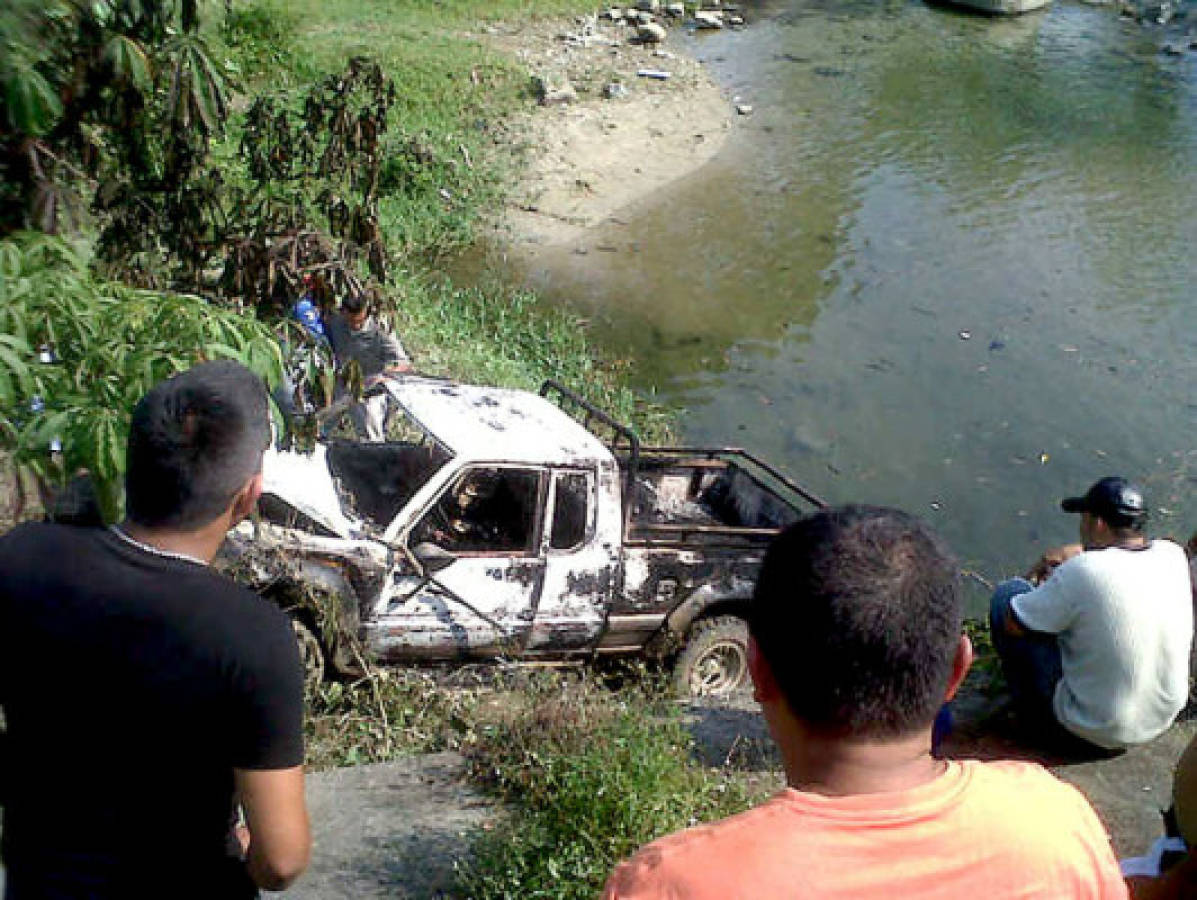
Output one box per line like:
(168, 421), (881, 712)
(672, 616), (749, 698)
(291, 615), (326, 693)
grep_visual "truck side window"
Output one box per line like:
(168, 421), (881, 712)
(416, 467), (542, 555)
(550, 472), (590, 551)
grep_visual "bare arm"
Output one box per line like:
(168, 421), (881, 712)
(1025, 543), (1083, 585)
(235, 765), (311, 891)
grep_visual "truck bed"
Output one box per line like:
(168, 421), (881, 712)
(622, 449), (817, 547)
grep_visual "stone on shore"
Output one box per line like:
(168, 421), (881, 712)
(533, 73), (578, 105)
(637, 21), (668, 43)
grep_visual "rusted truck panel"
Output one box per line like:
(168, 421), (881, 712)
(222, 376), (823, 695)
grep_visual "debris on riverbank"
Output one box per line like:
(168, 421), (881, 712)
(483, 8), (747, 252)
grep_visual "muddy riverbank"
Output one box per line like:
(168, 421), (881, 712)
(482, 9), (740, 255)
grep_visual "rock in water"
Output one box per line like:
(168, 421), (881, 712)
(694, 10), (725, 28)
(636, 0), (661, 10)
(666, 2), (686, 16)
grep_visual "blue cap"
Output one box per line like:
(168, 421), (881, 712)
(293, 298), (326, 338)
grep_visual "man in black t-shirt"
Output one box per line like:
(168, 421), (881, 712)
(0, 361), (310, 898)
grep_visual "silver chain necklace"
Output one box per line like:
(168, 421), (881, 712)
(108, 525), (207, 567)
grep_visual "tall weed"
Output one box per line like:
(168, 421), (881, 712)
(305, 668), (481, 769)
(457, 673), (751, 899)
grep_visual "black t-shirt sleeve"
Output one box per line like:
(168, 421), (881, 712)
(228, 605), (305, 770)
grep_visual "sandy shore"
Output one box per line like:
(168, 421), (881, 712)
(481, 13), (736, 256)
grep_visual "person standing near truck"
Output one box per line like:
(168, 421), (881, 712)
(0, 361), (310, 898)
(325, 288), (412, 441)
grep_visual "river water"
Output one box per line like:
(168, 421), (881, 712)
(482, 1), (1197, 608)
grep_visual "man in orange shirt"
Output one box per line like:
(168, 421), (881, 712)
(604, 505), (1127, 900)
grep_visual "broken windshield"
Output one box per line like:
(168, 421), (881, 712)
(325, 408), (452, 529)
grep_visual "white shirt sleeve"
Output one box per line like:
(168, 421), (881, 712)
(1011, 560), (1081, 634)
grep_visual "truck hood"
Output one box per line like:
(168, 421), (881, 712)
(261, 443), (363, 538)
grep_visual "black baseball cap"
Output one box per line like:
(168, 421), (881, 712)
(1061, 476), (1147, 527)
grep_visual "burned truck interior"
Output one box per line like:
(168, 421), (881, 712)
(539, 379), (823, 546)
(628, 453), (805, 533)
(411, 466), (543, 555)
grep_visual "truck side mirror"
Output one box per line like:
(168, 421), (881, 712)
(412, 541), (456, 574)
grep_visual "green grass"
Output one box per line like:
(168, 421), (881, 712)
(212, 0), (580, 257)
(391, 271), (673, 439)
(303, 666), (760, 898)
(456, 671), (754, 899)
(305, 668), (482, 768)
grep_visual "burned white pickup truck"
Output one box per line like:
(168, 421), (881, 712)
(221, 377), (824, 696)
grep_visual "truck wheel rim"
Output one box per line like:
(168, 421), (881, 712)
(692, 640), (747, 695)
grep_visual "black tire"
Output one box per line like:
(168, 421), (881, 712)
(291, 615), (326, 693)
(671, 615), (750, 698)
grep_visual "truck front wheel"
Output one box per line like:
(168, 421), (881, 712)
(672, 616), (750, 698)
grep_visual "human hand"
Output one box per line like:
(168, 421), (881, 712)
(1025, 543), (1082, 585)
(235, 822), (251, 857)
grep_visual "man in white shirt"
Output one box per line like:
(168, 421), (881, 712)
(990, 476), (1193, 753)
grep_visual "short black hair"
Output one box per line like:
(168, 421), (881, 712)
(749, 505), (962, 739)
(125, 361), (269, 531)
(341, 292), (367, 315)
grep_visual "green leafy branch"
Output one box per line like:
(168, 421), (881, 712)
(0, 232), (282, 521)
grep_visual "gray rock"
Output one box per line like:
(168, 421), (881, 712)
(604, 7), (626, 20)
(637, 21), (668, 43)
(666, 2), (686, 16)
(694, 10), (725, 28)
(735, 103), (754, 116)
(533, 74), (578, 105)
(728, 14), (745, 25)
(636, 0), (661, 10)
(604, 81), (631, 99)
(1163, 41), (1186, 54)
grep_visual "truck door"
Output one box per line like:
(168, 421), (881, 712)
(371, 465), (546, 659)
(525, 468), (615, 652)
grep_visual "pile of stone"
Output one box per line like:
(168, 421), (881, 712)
(534, 2), (752, 108)
(601, 2), (747, 45)
(1114, 0), (1195, 26)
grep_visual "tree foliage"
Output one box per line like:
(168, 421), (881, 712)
(221, 57), (396, 316)
(0, 0), (229, 250)
(1, 0), (398, 315)
(0, 233), (283, 522)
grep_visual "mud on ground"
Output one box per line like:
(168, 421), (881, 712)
(480, 12), (735, 255)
